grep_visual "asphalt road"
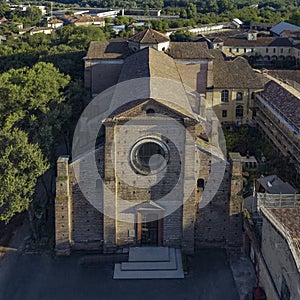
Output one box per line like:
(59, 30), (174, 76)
(0, 248), (239, 300)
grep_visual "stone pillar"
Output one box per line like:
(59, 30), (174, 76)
(206, 59), (214, 89)
(182, 128), (196, 254)
(227, 152), (244, 251)
(103, 122), (117, 253)
(55, 156), (72, 256)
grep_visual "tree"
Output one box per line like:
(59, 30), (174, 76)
(0, 62), (71, 157)
(186, 3), (197, 18)
(170, 30), (191, 41)
(11, 6), (42, 27)
(0, 127), (49, 223)
(289, 11), (300, 26)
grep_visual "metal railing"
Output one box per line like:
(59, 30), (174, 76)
(257, 193), (300, 209)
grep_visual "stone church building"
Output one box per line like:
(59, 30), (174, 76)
(55, 29), (261, 255)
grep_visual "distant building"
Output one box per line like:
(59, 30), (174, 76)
(222, 35), (293, 62)
(59, 14), (105, 27)
(250, 21), (275, 31)
(47, 19), (63, 29)
(241, 155), (258, 170)
(270, 21), (300, 37)
(257, 175), (297, 194)
(29, 27), (53, 35)
(232, 18), (243, 28)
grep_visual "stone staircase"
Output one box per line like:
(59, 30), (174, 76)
(113, 247), (184, 279)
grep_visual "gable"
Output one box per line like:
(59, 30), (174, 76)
(108, 98), (197, 121)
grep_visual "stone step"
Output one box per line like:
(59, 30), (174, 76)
(128, 246), (170, 262)
(121, 248), (176, 271)
(113, 249), (184, 279)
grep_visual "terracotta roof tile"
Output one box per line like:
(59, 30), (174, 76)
(85, 39), (132, 59)
(223, 37), (292, 47)
(269, 208), (300, 241)
(60, 14), (104, 24)
(260, 80), (300, 130)
(118, 47), (181, 82)
(128, 28), (169, 44)
(210, 49), (264, 89)
(167, 42), (213, 59)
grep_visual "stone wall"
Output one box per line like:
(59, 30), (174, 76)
(84, 60), (124, 96)
(194, 165), (230, 248)
(68, 157), (103, 250)
(55, 156), (72, 255)
(261, 214), (300, 299)
(227, 153), (243, 251)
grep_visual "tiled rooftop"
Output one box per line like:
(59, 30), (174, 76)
(269, 208), (300, 250)
(85, 39), (132, 59)
(128, 28), (169, 44)
(211, 50), (264, 89)
(223, 37), (292, 47)
(260, 80), (300, 130)
(268, 70), (300, 85)
(61, 14), (104, 24)
(167, 42), (213, 59)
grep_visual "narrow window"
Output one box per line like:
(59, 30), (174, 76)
(221, 90), (229, 102)
(236, 92), (243, 101)
(236, 105), (243, 117)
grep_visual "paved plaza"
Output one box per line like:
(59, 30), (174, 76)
(0, 248), (240, 300)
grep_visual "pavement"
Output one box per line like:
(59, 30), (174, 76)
(229, 254), (257, 300)
(0, 246), (240, 300)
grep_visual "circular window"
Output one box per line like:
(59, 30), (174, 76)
(130, 138), (170, 175)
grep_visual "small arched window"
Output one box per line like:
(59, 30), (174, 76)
(236, 92), (243, 101)
(197, 178), (205, 189)
(221, 90), (229, 102)
(146, 108), (155, 115)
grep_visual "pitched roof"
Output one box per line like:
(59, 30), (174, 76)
(167, 42), (214, 59)
(268, 70), (300, 85)
(85, 39), (132, 59)
(260, 80), (300, 130)
(111, 47), (196, 119)
(210, 49), (264, 89)
(270, 21), (300, 36)
(128, 28), (169, 44)
(211, 37), (223, 43)
(61, 14), (104, 24)
(258, 175), (297, 194)
(48, 19), (63, 24)
(118, 47), (184, 83)
(134, 201), (165, 211)
(223, 37), (292, 47)
(269, 208), (300, 241)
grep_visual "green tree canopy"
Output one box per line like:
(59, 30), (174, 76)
(0, 127), (49, 223)
(0, 62), (75, 223)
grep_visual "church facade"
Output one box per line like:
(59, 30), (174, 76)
(55, 29), (261, 255)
